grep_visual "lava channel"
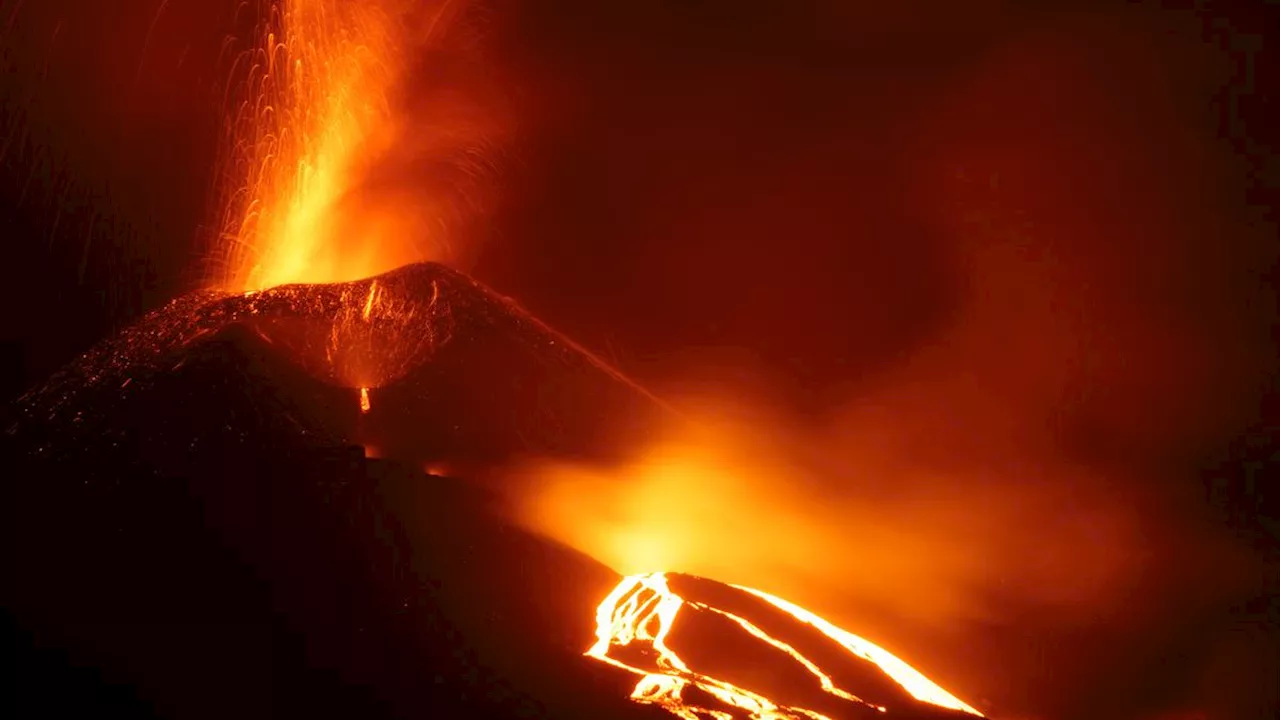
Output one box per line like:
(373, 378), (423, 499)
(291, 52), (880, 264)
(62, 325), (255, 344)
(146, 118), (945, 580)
(587, 572), (984, 720)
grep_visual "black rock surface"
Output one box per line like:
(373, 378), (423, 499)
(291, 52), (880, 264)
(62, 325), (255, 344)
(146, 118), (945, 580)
(8, 262), (671, 471)
(2, 263), (672, 719)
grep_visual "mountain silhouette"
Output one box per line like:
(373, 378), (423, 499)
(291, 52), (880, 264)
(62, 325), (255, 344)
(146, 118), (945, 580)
(2, 264), (985, 719)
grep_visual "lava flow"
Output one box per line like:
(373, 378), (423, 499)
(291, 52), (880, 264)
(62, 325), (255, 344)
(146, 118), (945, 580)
(588, 572), (983, 720)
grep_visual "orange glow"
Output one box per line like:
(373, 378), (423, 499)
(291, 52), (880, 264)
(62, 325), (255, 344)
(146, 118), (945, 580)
(424, 462), (452, 477)
(730, 584), (978, 714)
(505, 399), (1151, 629)
(588, 572), (982, 718)
(362, 280), (379, 321)
(212, 0), (491, 292)
(234, 269), (450, 389)
(497, 394), (1177, 716)
(216, 0), (398, 291)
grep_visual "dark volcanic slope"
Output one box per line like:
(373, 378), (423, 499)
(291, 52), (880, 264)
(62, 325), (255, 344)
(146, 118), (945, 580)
(1, 449), (667, 720)
(0, 288), (669, 719)
(9, 261), (670, 470)
(2, 264), (675, 719)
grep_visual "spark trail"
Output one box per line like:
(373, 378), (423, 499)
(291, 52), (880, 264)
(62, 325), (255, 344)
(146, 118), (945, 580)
(212, 0), (484, 292)
(215, 0), (400, 290)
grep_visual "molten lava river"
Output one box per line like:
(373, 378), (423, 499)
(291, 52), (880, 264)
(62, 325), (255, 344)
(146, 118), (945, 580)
(585, 572), (983, 720)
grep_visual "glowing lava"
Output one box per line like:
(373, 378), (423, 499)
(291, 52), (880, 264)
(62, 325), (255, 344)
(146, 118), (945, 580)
(360, 386), (371, 413)
(212, 0), (479, 292)
(588, 573), (983, 720)
(213, 0), (393, 290)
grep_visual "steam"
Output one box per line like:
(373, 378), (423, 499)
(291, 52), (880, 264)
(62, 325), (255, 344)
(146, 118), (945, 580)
(506, 401), (1154, 630)
(496, 12), (1270, 652)
(329, 0), (510, 274)
(500, 231), (1260, 638)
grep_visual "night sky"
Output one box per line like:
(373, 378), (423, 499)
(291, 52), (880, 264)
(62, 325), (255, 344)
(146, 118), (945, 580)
(1, 1), (1277, 718)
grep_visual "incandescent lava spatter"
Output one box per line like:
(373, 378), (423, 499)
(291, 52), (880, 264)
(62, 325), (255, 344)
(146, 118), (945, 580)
(9, 262), (670, 472)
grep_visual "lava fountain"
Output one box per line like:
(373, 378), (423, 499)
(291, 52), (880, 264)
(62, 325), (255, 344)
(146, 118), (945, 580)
(212, 0), (485, 292)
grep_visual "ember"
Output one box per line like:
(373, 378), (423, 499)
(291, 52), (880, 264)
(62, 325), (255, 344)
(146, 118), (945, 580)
(15, 262), (668, 469)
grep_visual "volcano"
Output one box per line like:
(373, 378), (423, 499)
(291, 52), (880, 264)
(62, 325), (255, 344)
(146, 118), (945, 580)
(9, 262), (670, 471)
(2, 264), (986, 719)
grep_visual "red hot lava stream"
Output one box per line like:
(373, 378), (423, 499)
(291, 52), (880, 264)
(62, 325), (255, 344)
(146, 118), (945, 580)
(587, 572), (983, 720)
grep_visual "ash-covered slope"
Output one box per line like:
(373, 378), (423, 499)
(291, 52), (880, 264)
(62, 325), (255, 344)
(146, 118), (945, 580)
(1, 313), (666, 719)
(9, 261), (669, 470)
(1, 449), (664, 719)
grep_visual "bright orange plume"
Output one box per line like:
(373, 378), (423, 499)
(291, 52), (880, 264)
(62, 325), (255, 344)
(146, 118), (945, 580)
(211, 0), (496, 292)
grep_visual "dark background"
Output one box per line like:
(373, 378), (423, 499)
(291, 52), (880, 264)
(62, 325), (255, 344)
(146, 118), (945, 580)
(1, 1), (1277, 718)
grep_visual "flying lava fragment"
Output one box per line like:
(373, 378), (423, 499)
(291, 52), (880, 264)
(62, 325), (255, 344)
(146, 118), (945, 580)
(12, 262), (670, 473)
